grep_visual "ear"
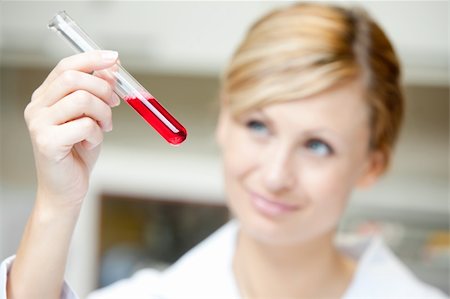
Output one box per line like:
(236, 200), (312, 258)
(215, 107), (231, 149)
(356, 150), (387, 189)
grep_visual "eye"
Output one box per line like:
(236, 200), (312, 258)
(246, 119), (269, 136)
(305, 139), (334, 156)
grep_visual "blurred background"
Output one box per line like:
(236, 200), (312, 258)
(0, 1), (448, 297)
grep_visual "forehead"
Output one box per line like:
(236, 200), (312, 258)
(261, 80), (369, 131)
(262, 81), (369, 123)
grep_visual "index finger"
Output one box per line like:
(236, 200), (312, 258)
(35, 50), (118, 99)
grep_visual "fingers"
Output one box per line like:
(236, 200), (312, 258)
(25, 51), (120, 163)
(25, 89), (113, 157)
(32, 51), (119, 104)
(42, 51), (118, 91)
(29, 116), (103, 163)
(45, 90), (113, 132)
(93, 63), (120, 88)
(41, 70), (119, 108)
(57, 117), (104, 151)
(25, 90), (113, 162)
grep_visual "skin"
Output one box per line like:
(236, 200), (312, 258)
(7, 51), (119, 299)
(216, 79), (386, 298)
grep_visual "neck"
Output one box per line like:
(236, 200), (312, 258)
(233, 229), (355, 299)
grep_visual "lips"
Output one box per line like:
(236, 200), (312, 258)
(249, 191), (301, 217)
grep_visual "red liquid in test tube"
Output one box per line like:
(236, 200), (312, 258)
(125, 95), (187, 145)
(48, 11), (188, 145)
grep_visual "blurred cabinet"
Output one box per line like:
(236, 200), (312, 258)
(98, 194), (229, 288)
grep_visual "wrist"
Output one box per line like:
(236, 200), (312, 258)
(34, 189), (83, 222)
(36, 184), (86, 208)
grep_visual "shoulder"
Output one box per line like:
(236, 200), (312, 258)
(341, 237), (448, 299)
(87, 221), (240, 299)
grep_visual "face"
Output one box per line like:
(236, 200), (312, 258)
(216, 80), (385, 246)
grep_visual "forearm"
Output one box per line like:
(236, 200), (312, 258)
(6, 197), (81, 299)
(7, 51), (118, 299)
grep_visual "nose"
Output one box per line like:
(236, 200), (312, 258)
(262, 144), (296, 193)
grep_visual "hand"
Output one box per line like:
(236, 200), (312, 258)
(24, 50), (120, 208)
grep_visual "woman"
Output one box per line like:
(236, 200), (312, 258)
(1, 3), (447, 299)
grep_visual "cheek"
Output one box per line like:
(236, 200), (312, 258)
(298, 145), (373, 235)
(221, 128), (256, 205)
(299, 159), (358, 215)
(303, 139), (370, 196)
(293, 168), (351, 239)
(222, 126), (259, 178)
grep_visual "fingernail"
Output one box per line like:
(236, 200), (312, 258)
(102, 120), (113, 132)
(101, 50), (118, 62)
(112, 93), (121, 107)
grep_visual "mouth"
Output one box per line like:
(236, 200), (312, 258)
(248, 191), (302, 218)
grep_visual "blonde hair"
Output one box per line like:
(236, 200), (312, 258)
(221, 3), (403, 168)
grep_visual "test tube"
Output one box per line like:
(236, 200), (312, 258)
(48, 11), (187, 145)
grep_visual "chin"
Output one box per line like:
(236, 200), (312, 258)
(244, 218), (336, 248)
(226, 187), (333, 246)
(231, 206), (310, 246)
(251, 221), (307, 245)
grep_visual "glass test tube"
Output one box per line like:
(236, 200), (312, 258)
(48, 11), (187, 145)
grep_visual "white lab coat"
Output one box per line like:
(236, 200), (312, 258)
(1, 220), (447, 299)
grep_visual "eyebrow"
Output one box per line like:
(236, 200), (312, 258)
(256, 109), (271, 121)
(241, 108), (271, 123)
(249, 107), (350, 148)
(261, 108), (347, 145)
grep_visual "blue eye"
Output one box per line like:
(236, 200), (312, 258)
(246, 120), (269, 135)
(306, 139), (333, 156)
